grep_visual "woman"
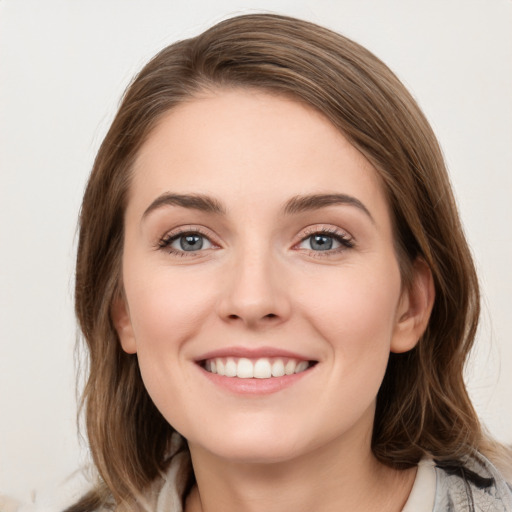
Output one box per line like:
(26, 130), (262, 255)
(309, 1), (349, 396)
(67, 13), (511, 512)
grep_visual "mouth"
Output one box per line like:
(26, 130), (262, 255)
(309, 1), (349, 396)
(199, 357), (317, 379)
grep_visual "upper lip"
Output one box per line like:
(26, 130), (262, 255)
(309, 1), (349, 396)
(195, 346), (316, 362)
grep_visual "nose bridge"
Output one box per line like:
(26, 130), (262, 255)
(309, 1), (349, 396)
(218, 237), (290, 327)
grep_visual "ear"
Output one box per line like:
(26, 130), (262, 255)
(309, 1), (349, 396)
(391, 258), (435, 354)
(111, 294), (137, 354)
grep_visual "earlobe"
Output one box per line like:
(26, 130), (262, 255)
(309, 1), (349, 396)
(391, 258), (435, 354)
(111, 294), (137, 354)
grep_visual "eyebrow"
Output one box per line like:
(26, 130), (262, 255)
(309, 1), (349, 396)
(283, 193), (374, 223)
(142, 193), (226, 219)
(142, 192), (373, 223)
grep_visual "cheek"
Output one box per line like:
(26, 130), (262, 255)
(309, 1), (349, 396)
(297, 261), (402, 367)
(292, 264), (402, 426)
(125, 265), (218, 348)
(123, 267), (221, 428)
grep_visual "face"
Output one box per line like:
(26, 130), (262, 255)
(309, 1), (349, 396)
(114, 89), (424, 464)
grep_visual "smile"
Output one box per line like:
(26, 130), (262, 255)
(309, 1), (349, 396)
(202, 357), (316, 379)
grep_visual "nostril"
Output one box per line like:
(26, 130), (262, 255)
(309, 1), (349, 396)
(226, 313), (278, 322)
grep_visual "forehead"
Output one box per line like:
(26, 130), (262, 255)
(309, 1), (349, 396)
(129, 89), (389, 222)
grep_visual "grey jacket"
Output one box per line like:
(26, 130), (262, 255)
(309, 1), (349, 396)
(433, 454), (512, 511)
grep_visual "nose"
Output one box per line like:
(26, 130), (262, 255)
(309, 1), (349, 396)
(216, 249), (291, 329)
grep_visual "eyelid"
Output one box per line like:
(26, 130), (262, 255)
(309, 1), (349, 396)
(156, 225), (221, 254)
(296, 224), (354, 242)
(293, 225), (355, 254)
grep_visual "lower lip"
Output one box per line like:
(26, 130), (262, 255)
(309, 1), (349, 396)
(198, 365), (315, 395)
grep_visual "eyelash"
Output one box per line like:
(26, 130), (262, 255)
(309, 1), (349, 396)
(157, 226), (355, 257)
(157, 227), (216, 257)
(296, 226), (355, 257)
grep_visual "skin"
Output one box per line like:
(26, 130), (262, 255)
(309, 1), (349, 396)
(113, 89), (434, 512)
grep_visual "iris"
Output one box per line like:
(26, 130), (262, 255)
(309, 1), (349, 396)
(180, 234), (204, 251)
(310, 234), (333, 251)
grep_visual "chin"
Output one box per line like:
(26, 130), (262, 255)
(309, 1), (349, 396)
(204, 440), (305, 465)
(185, 419), (311, 464)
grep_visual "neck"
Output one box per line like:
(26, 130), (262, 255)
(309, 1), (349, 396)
(185, 421), (416, 512)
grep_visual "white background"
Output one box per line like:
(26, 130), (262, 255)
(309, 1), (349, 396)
(1, 0), (511, 501)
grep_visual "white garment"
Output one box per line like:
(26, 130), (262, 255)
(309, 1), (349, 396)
(402, 458), (437, 512)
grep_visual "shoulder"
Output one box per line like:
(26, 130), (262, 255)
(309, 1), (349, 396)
(434, 452), (512, 511)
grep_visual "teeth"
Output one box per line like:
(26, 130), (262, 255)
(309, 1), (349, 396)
(204, 357), (311, 379)
(225, 358), (237, 377)
(237, 358), (253, 379)
(271, 359), (285, 377)
(285, 359), (296, 375)
(295, 361), (309, 374)
(254, 359), (272, 379)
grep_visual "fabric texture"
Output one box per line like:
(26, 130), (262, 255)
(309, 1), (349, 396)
(432, 453), (512, 511)
(402, 454), (512, 511)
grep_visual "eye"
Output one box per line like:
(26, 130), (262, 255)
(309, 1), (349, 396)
(297, 228), (354, 254)
(302, 234), (339, 251)
(159, 230), (215, 255)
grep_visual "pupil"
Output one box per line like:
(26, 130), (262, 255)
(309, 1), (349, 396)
(180, 234), (203, 251)
(311, 234), (332, 251)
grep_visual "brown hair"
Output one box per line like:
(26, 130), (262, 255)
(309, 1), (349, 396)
(73, 13), (483, 510)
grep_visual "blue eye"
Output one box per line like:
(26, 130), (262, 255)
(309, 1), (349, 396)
(309, 234), (336, 251)
(160, 231), (214, 254)
(301, 234), (341, 251)
(175, 234), (206, 251)
(298, 230), (354, 253)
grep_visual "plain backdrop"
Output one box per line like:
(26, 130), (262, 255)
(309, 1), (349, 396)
(1, 0), (511, 501)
